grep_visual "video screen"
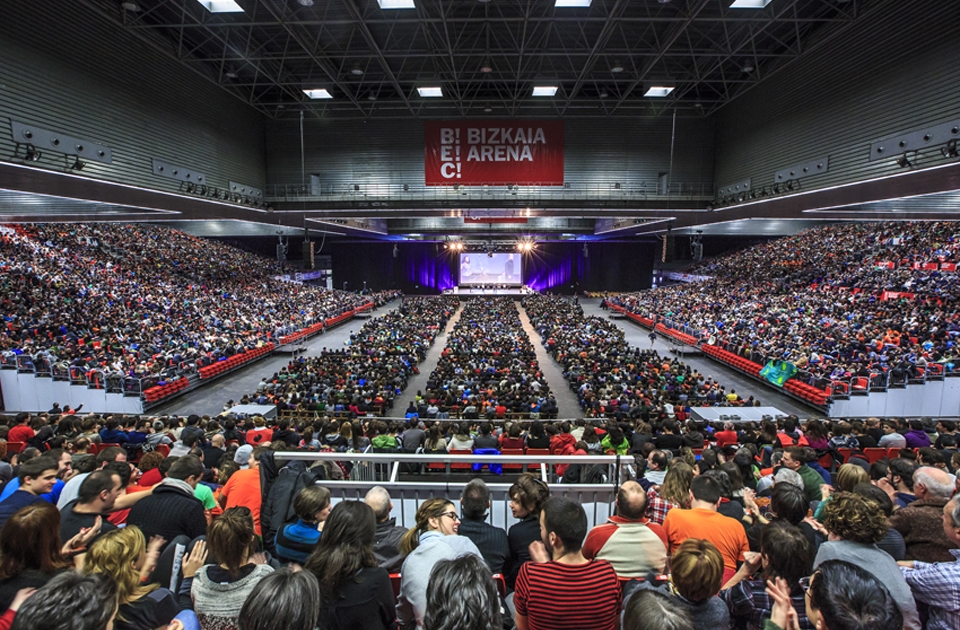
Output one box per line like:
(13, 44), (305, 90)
(459, 252), (522, 285)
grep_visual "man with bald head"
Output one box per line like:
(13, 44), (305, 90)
(899, 495), (960, 630)
(890, 467), (960, 563)
(364, 485), (406, 572)
(581, 480), (668, 577)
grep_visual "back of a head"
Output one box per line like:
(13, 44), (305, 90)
(461, 478), (490, 521)
(701, 470), (732, 499)
(166, 454), (203, 481)
(542, 496), (587, 553)
(10, 571), (117, 630)
(293, 485), (331, 523)
(616, 481), (647, 520)
(888, 458), (919, 490)
(306, 501), (377, 593)
(364, 486), (392, 522)
(851, 482), (894, 517)
(690, 475), (721, 504)
(821, 492), (887, 545)
(0, 502), (64, 578)
(836, 464), (869, 493)
(770, 483), (808, 525)
(78, 470), (120, 505)
(622, 588), (694, 630)
(773, 467), (804, 490)
(669, 539), (723, 602)
(914, 466), (956, 500)
(208, 507), (256, 577)
(760, 521), (813, 588)
(238, 569), (320, 630)
(424, 555), (501, 630)
(810, 560), (903, 630)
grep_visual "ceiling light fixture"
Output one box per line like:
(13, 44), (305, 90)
(532, 86), (558, 96)
(643, 86), (674, 97)
(296, 0), (314, 5)
(741, 62), (755, 73)
(303, 89), (333, 99)
(120, 1), (141, 11)
(418, 86), (443, 97)
(23, 145), (41, 162)
(729, 0), (772, 7)
(483, 104), (493, 113)
(196, 0), (245, 13)
(599, 89), (609, 98)
(610, 62), (624, 73)
(377, 0), (416, 8)
(351, 65), (364, 76)
(555, 0), (592, 6)
(480, 59), (494, 73)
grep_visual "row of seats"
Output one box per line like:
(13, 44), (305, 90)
(143, 377), (191, 403)
(278, 322), (325, 345)
(197, 343), (276, 380)
(654, 323), (698, 346)
(783, 379), (830, 406)
(700, 344), (763, 377)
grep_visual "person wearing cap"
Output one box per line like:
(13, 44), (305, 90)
(220, 445), (264, 536)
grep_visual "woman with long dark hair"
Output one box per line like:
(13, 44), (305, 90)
(305, 501), (396, 630)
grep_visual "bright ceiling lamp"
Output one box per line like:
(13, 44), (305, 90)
(196, 0), (244, 12)
(730, 0), (773, 7)
(532, 86), (558, 96)
(378, 0), (416, 8)
(555, 0), (592, 6)
(418, 86), (443, 97)
(643, 86), (674, 97)
(303, 89), (332, 99)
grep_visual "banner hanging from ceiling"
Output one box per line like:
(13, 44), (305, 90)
(424, 120), (564, 186)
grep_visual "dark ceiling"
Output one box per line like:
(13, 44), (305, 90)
(82, 0), (865, 120)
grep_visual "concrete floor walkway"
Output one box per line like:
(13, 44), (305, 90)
(578, 298), (813, 418)
(385, 301), (465, 416)
(517, 301), (584, 419)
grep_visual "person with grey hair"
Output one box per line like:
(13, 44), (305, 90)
(458, 479), (510, 573)
(365, 485), (406, 572)
(423, 555), (502, 630)
(899, 494), (960, 630)
(889, 467), (960, 563)
(622, 588), (694, 630)
(773, 467), (804, 491)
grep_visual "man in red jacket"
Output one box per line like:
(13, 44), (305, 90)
(7, 412), (35, 444)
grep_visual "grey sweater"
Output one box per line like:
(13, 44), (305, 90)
(191, 563), (274, 630)
(396, 532), (482, 630)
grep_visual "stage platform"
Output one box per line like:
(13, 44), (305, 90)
(445, 286), (534, 297)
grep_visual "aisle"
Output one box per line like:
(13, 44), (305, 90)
(578, 298), (812, 418)
(152, 300), (402, 417)
(517, 301), (584, 420)
(385, 300), (464, 416)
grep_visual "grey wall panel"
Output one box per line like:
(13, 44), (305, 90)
(0, 1), (265, 196)
(265, 115), (715, 195)
(714, 3), (960, 198)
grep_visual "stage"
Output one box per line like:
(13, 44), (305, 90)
(445, 286), (534, 297)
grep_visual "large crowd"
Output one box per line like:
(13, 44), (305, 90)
(610, 221), (960, 384)
(0, 409), (954, 630)
(236, 297), (459, 414)
(0, 224), (393, 384)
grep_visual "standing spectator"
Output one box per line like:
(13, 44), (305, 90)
(424, 555), (501, 630)
(506, 474), (550, 588)
(219, 446), (264, 536)
(275, 485), (331, 565)
(889, 466), (959, 562)
(814, 492), (920, 630)
(126, 456), (207, 545)
(899, 493), (960, 630)
(0, 458), (59, 531)
(365, 486), (407, 573)
(582, 481), (668, 578)
(514, 497), (620, 630)
(457, 479), (510, 574)
(662, 476), (749, 582)
(305, 501), (396, 630)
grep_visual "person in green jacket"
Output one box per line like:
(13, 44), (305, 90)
(782, 446), (823, 505)
(600, 425), (630, 456)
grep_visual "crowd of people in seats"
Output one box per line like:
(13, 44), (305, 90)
(0, 223), (396, 382)
(524, 294), (754, 417)
(422, 297), (558, 420)
(609, 221), (960, 383)
(234, 297), (458, 414)
(0, 407), (958, 629)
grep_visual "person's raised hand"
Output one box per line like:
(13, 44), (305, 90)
(820, 484), (833, 499)
(181, 540), (208, 578)
(742, 550), (762, 574)
(528, 541), (550, 563)
(765, 576), (800, 630)
(63, 516), (103, 554)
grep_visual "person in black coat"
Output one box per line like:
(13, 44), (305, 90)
(126, 456), (207, 548)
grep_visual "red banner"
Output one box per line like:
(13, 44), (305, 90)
(424, 120), (564, 186)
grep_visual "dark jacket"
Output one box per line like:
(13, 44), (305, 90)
(316, 566), (397, 630)
(889, 496), (958, 563)
(127, 483), (207, 546)
(372, 518), (406, 573)
(458, 517), (510, 574)
(259, 452), (326, 555)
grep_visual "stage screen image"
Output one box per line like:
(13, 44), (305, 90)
(459, 252), (522, 285)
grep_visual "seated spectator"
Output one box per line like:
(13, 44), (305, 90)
(364, 486), (407, 573)
(878, 421), (907, 449)
(0, 458), (59, 531)
(126, 456), (207, 546)
(473, 423), (500, 451)
(397, 499), (482, 630)
(713, 422), (739, 448)
(903, 420), (931, 449)
(645, 460), (692, 525)
(745, 482), (821, 554)
(814, 492), (920, 629)
(722, 521), (814, 630)
(183, 507), (274, 630)
(784, 560), (904, 630)
(458, 479), (510, 574)
(57, 446), (130, 509)
(304, 501), (396, 630)
(624, 539), (729, 627)
(889, 466), (959, 562)
(621, 588), (694, 630)
(423, 426), (447, 453)
(237, 569), (320, 630)
(506, 474), (550, 587)
(59, 469), (123, 545)
(83, 526), (179, 630)
(219, 447), (264, 537)
(813, 463), (868, 521)
(851, 482), (904, 560)
(514, 497), (620, 630)
(8, 572), (118, 630)
(245, 417), (273, 446)
(899, 493), (960, 630)
(424, 555), (501, 630)
(583, 481), (667, 578)
(275, 485), (331, 565)
(447, 423), (474, 451)
(663, 476), (749, 582)
(643, 450), (669, 486)
(881, 458), (919, 509)
(781, 446), (822, 504)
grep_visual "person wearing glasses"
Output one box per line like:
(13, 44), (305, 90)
(396, 498), (483, 630)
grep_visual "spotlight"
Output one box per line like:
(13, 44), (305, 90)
(23, 144), (41, 162)
(942, 140), (959, 158)
(896, 153), (913, 169)
(68, 157), (85, 170)
(210, 187), (220, 198)
(785, 180), (796, 191)
(198, 185), (207, 196)
(185, 183), (196, 194)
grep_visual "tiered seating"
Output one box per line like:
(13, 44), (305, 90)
(198, 343), (276, 379)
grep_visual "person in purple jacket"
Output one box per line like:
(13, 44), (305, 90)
(904, 420), (931, 449)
